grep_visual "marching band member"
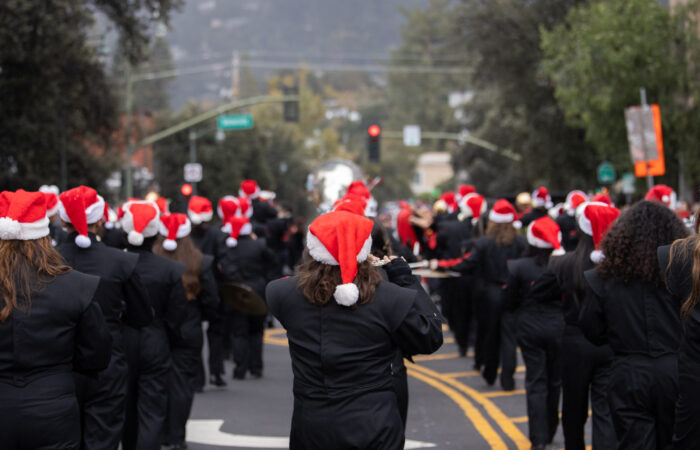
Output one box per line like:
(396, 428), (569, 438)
(0, 190), (111, 450)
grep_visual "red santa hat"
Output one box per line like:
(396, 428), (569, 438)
(439, 192), (458, 214)
(488, 199), (521, 228)
(217, 196), (240, 226)
(645, 184), (677, 209)
(591, 193), (613, 207)
(0, 190), (50, 240)
(531, 186), (553, 209)
(187, 196), (213, 225)
(239, 180), (260, 199)
(155, 197), (170, 215)
(565, 190), (588, 215)
(236, 196), (253, 219)
(460, 193), (487, 224)
(333, 196), (367, 216)
(39, 185), (60, 217)
(58, 186), (106, 248)
(223, 216), (252, 248)
(306, 211), (374, 306)
(577, 202), (620, 264)
(346, 180), (371, 200)
(457, 184), (476, 201)
(120, 200), (160, 246)
(527, 216), (565, 256)
(159, 213), (191, 251)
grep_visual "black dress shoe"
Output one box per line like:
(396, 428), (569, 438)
(210, 374), (227, 387)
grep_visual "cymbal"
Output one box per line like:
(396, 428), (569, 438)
(220, 282), (268, 316)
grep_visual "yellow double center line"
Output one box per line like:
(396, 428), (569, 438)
(263, 329), (529, 449)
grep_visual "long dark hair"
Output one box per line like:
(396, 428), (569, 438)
(667, 206), (700, 318)
(485, 221), (517, 246)
(297, 256), (382, 307)
(522, 245), (553, 267)
(597, 201), (688, 286)
(153, 235), (203, 301)
(371, 219), (392, 259)
(0, 236), (71, 322)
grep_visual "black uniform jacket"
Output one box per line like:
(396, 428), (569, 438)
(216, 236), (275, 298)
(502, 257), (550, 311)
(128, 247), (188, 340)
(520, 208), (548, 227)
(441, 235), (526, 286)
(435, 219), (472, 259)
(175, 255), (220, 348)
(0, 270), (111, 383)
(191, 223), (225, 258)
(659, 240), (700, 448)
(579, 269), (681, 354)
(266, 274), (443, 449)
(556, 214), (579, 252)
(58, 233), (152, 329)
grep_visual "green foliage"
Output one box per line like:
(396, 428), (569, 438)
(0, 0), (181, 191)
(541, 0), (700, 187)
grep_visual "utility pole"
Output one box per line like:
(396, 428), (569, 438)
(124, 61), (135, 198)
(189, 129), (198, 196)
(640, 87), (654, 189)
(231, 50), (240, 101)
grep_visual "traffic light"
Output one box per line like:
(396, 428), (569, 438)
(180, 183), (193, 196)
(283, 86), (299, 122)
(367, 124), (381, 162)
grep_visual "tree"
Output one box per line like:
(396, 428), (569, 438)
(540, 0), (700, 190)
(0, 0), (182, 191)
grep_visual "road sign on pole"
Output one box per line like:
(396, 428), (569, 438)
(218, 114), (254, 130)
(597, 161), (616, 184)
(624, 101), (665, 181)
(184, 163), (202, 182)
(403, 125), (421, 147)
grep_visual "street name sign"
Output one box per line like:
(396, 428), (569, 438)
(218, 114), (254, 130)
(597, 161), (616, 184)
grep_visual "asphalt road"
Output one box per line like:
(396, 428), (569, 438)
(183, 325), (592, 450)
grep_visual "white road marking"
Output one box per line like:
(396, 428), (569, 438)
(186, 419), (437, 449)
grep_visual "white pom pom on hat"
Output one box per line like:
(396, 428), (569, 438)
(120, 201), (160, 247)
(306, 210), (374, 306)
(58, 186), (105, 248)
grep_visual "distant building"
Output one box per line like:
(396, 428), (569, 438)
(412, 152), (453, 195)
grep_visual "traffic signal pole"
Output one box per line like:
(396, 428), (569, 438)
(381, 130), (521, 162)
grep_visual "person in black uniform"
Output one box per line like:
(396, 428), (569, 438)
(265, 202), (293, 278)
(658, 209), (699, 449)
(119, 201), (188, 450)
(579, 201), (688, 450)
(188, 195), (223, 257)
(155, 213), (220, 450)
(39, 184), (68, 247)
(0, 189), (112, 450)
(266, 211), (443, 449)
(57, 186), (153, 450)
(556, 190), (588, 252)
(503, 216), (565, 449)
(532, 201), (619, 450)
(434, 200), (526, 387)
(239, 180), (277, 237)
(216, 215), (275, 379)
(520, 187), (552, 227)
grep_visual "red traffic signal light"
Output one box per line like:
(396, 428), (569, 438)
(368, 125), (381, 137)
(181, 183), (193, 196)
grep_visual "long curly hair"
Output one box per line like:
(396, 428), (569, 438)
(0, 237), (71, 322)
(597, 201), (688, 286)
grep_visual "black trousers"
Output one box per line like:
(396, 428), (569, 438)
(500, 309), (518, 390)
(207, 315), (225, 378)
(391, 351), (408, 429)
(561, 325), (616, 450)
(122, 324), (171, 450)
(230, 310), (265, 378)
(607, 354), (677, 450)
(164, 345), (200, 445)
(442, 276), (472, 355)
(74, 327), (128, 450)
(517, 305), (563, 446)
(480, 283), (503, 384)
(0, 372), (80, 450)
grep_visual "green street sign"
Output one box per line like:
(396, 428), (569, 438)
(218, 114), (253, 130)
(597, 161), (616, 184)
